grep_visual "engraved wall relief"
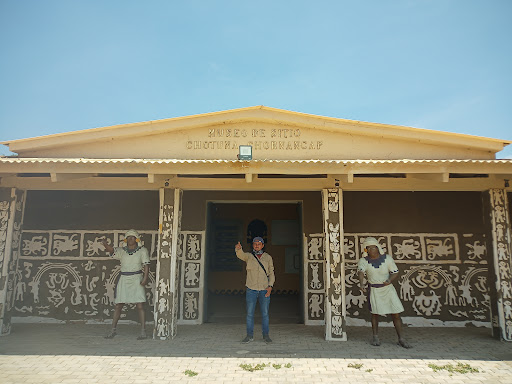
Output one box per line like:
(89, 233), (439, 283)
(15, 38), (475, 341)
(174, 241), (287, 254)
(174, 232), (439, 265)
(304, 233), (325, 325)
(0, 189), (26, 335)
(178, 231), (205, 324)
(12, 230), (158, 323)
(153, 188), (182, 340)
(344, 232), (491, 326)
(488, 189), (512, 340)
(322, 188), (346, 340)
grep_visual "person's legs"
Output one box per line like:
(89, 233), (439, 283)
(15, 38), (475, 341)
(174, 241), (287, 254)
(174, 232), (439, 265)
(136, 302), (146, 339)
(105, 303), (124, 338)
(370, 314), (381, 346)
(391, 313), (411, 348)
(245, 288), (258, 338)
(258, 290), (271, 338)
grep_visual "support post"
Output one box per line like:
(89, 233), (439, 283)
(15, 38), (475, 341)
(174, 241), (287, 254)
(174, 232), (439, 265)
(485, 189), (512, 341)
(322, 188), (347, 340)
(0, 188), (26, 335)
(153, 188), (182, 340)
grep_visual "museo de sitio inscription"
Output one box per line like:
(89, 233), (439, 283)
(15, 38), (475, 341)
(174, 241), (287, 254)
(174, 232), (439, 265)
(186, 128), (323, 151)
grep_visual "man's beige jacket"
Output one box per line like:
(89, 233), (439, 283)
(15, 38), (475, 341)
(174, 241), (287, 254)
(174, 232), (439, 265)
(236, 249), (276, 291)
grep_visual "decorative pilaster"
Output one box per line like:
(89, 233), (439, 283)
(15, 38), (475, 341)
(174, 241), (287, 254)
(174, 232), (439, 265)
(488, 189), (512, 341)
(322, 188), (347, 340)
(153, 188), (182, 340)
(303, 233), (325, 325)
(178, 231), (205, 324)
(0, 188), (26, 335)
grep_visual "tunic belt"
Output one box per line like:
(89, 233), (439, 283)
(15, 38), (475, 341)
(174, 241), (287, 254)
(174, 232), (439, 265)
(115, 270), (143, 298)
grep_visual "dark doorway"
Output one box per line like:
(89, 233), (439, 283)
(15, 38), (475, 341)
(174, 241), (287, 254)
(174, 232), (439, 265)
(205, 202), (303, 325)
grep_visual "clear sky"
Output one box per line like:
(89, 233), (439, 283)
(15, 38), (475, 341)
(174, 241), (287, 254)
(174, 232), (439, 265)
(1, 0), (511, 157)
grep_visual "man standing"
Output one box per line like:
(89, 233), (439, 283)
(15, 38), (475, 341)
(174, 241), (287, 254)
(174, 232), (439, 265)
(358, 237), (411, 348)
(235, 237), (275, 343)
(102, 230), (150, 340)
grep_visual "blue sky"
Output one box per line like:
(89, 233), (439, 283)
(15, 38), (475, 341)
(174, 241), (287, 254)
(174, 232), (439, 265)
(1, 0), (511, 157)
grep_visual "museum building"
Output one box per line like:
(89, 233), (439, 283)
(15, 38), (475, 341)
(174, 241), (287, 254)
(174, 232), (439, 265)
(0, 106), (511, 341)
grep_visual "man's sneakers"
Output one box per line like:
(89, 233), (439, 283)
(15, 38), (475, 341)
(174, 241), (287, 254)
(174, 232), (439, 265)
(241, 335), (254, 343)
(263, 334), (272, 343)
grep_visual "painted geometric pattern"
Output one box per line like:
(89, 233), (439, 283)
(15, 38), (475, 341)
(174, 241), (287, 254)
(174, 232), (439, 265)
(178, 231), (205, 324)
(306, 230), (491, 326)
(323, 188), (346, 340)
(0, 189), (25, 335)
(489, 189), (512, 340)
(153, 189), (176, 340)
(12, 230), (158, 323)
(304, 233), (325, 325)
(20, 230), (158, 259)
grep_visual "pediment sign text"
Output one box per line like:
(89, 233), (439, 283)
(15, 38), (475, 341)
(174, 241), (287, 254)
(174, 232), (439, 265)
(186, 128), (323, 151)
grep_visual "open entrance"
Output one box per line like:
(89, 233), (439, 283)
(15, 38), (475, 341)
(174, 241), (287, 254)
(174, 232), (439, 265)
(205, 202), (304, 325)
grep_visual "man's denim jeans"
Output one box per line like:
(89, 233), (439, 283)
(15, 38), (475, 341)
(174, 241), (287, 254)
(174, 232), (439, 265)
(245, 287), (270, 336)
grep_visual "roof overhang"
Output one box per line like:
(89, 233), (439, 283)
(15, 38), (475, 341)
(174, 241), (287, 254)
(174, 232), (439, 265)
(2, 106), (510, 155)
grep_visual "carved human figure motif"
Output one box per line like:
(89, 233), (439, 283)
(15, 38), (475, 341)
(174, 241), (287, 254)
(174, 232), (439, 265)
(309, 294), (323, 318)
(501, 281), (512, 299)
(507, 320), (512, 340)
(184, 292), (197, 319)
(399, 277), (415, 301)
(158, 297), (168, 313)
(308, 238), (323, 260)
(498, 243), (510, 261)
(309, 263), (322, 289)
(499, 261), (511, 280)
(496, 224), (504, 242)
(495, 206), (506, 223)
(158, 278), (169, 296)
(504, 301), (512, 319)
(157, 318), (167, 337)
(187, 235), (200, 260)
(184, 263), (200, 286)
(494, 190), (504, 206)
(445, 284), (458, 306)
(331, 293), (342, 315)
(331, 315), (343, 335)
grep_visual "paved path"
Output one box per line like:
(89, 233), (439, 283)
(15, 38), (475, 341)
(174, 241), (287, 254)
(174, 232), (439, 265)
(1, 323), (511, 383)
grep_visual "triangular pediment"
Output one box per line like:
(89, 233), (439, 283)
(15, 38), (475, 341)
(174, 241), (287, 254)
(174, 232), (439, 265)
(2, 106), (509, 160)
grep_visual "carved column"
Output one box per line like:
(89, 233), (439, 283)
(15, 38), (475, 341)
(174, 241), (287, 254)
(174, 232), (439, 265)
(153, 188), (182, 340)
(322, 188), (347, 340)
(486, 189), (512, 341)
(0, 188), (26, 335)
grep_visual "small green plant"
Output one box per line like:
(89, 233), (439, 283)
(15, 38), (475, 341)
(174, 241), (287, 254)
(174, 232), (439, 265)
(272, 363), (282, 369)
(365, 368), (373, 373)
(239, 363), (267, 372)
(348, 363), (364, 369)
(428, 362), (479, 374)
(184, 369), (198, 377)
(284, 363), (292, 368)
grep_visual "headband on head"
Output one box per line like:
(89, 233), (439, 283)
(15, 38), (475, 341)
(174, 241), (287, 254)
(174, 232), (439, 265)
(124, 229), (141, 243)
(362, 236), (384, 256)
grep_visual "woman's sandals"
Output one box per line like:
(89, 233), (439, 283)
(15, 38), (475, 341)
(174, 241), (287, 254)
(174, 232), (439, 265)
(104, 329), (117, 339)
(397, 338), (412, 348)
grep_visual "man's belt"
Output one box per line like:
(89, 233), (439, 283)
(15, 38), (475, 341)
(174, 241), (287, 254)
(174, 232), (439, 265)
(120, 270), (143, 275)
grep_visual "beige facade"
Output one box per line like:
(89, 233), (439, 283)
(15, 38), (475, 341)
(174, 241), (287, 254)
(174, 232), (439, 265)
(0, 106), (511, 341)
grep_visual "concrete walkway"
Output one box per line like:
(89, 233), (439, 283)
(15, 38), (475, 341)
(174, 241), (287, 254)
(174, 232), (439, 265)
(1, 323), (511, 383)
